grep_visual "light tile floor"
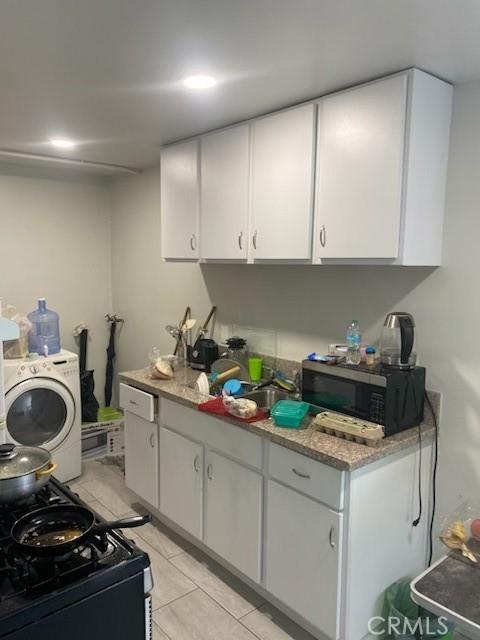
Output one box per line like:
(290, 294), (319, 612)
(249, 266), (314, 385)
(69, 460), (316, 640)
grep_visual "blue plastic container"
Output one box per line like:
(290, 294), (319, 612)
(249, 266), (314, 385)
(28, 298), (61, 356)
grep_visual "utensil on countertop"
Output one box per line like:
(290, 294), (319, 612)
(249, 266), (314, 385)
(182, 318), (197, 334)
(0, 444), (57, 504)
(195, 306), (217, 341)
(174, 307), (191, 355)
(211, 366), (241, 386)
(165, 324), (181, 340)
(210, 358), (249, 383)
(11, 504), (151, 558)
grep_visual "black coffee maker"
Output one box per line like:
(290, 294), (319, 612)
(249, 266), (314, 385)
(188, 338), (219, 372)
(186, 306), (219, 372)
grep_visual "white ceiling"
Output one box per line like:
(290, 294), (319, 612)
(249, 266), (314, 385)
(1, 0), (480, 170)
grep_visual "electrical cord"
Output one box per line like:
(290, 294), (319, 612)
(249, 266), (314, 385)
(412, 420), (422, 527)
(410, 373), (422, 527)
(424, 390), (438, 566)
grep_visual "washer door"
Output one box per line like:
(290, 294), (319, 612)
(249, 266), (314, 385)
(5, 378), (75, 451)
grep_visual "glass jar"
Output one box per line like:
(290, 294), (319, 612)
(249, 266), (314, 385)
(225, 337), (248, 368)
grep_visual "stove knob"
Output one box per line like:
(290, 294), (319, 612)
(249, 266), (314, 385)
(30, 365), (39, 374)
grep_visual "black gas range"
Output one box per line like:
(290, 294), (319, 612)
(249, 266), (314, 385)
(0, 478), (152, 640)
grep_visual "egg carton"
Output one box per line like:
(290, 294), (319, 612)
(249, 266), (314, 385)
(312, 411), (384, 447)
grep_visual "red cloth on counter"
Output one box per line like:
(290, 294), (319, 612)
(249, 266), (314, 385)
(198, 397), (267, 423)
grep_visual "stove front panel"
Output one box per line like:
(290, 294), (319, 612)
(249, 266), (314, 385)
(3, 572), (148, 640)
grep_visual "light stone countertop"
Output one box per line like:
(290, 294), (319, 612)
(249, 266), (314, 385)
(119, 367), (437, 472)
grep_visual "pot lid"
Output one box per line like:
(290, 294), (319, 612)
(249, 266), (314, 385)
(226, 336), (247, 350)
(0, 443), (51, 480)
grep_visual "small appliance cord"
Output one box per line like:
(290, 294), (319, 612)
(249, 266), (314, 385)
(411, 374), (422, 527)
(424, 391), (438, 566)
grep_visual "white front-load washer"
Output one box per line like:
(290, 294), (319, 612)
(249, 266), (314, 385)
(2, 350), (81, 481)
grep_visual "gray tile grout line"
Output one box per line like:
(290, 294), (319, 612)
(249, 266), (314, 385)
(166, 551), (263, 620)
(165, 547), (265, 628)
(83, 488), (266, 631)
(75, 470), (189, 637)
(82, 466), (272, 639)
(152, 584), (199, 613)
(237, 617), (265, 640)
(154, 587), (265, 640)
(153, 620), (172, 640)
(152, 586), (200, 613)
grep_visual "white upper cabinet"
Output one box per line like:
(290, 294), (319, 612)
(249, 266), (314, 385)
(314, 70), (452, 265)
(161, 140), (199, 259)
(315, 75), (407, 260)
(200, 125), (250, 260)
(160, 70), (451, 265)
(251, 105), (315, 261)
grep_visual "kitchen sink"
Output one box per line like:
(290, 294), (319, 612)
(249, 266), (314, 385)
(238, 387), (297, 412)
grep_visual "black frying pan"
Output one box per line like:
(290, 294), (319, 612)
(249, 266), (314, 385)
(11, 505), (151, 557)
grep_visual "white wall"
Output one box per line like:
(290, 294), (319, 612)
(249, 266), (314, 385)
(110, 78), (479, 551)
(110, 168), (212, 373)
(0, 169), (112, 400)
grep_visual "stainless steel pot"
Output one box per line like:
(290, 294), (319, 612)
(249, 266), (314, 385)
(0, 443), (57, 504)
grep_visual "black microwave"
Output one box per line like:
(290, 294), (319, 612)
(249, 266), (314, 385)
(301, 360), (425, 437)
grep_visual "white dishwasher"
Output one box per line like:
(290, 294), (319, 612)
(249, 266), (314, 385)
(119, 383), (159, 508)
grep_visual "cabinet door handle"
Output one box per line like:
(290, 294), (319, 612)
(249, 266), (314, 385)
(252, 230), (257, 250)
(149, 433), (155, 448)
(193, 454), (200, 473)
(319, 225), (326, 248)
(238, 231), (243, 251)
(190, 234), (197, 251)
(292, 468), (310, 479)
(129, 399), (138, 406)
(329, 526), (336, 548)
(207, 463), (213, 480)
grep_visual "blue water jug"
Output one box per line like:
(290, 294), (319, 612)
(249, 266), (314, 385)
(28, 298), (61, 356)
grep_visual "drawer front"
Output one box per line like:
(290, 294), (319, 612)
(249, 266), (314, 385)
(268, 442), (344, 510)
(161, 399), (262, 469)
(119, 383), (156, 422)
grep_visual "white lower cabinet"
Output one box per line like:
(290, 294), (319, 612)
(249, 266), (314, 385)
(124, 412), (159, 508)
(205, 450), (262, 582)
(265, 480), (342, 640)
(159, 426), (203, 539)
(123, 394), (429, 640)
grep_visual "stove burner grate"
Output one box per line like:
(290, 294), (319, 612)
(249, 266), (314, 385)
(0, 485), (124, 602)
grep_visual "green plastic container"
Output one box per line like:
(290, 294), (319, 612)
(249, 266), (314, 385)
(382, 580), (453, 639)
(271, 400), (310, 428)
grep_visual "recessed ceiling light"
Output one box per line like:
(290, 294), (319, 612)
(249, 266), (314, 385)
(49, 137), (77, 149)
(183, 75), (216, 89)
